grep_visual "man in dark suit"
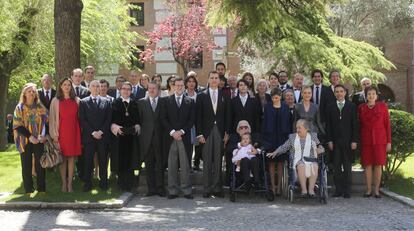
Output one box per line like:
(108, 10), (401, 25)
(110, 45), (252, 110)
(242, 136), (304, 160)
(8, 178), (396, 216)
(277, 70), (292, 91)
(81, 65), (95, 88)
(196, 71), (230, 198)
(71, 68), (90, 99)
(138, 81), (166, 197)
(108, 75), (125, 99)
(71, 68), (90, 180)
(37, 74), (56, 110)
(79, 80), (112, 191)
(129, 70), (146, 101)
(6, 114), (13, 143)
(351, 77), (384, 106)
(292, 73), (304, 103)
(162, 77), (195, 199)
(228, 79), (261, 134)
(226, 79), (261, 186)
(310, 69), (331, 131)
(326, 84), (359, 199)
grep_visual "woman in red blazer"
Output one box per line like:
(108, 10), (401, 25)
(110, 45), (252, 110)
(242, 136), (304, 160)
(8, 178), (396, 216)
(358, 86), (391, 198)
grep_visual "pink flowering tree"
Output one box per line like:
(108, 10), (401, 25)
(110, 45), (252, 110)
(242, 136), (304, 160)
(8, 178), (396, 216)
(140, 0), (218, 77)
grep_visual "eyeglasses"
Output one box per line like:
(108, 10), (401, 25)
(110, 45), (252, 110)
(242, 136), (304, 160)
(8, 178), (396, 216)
(121, 87), (131, 91)
(239, 126), (249, 130)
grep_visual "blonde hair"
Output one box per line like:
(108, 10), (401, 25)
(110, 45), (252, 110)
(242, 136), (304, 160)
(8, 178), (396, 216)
(19, 83), (39, 105)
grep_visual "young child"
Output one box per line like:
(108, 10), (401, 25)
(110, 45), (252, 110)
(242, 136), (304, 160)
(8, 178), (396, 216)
(232, 133), (256, 172)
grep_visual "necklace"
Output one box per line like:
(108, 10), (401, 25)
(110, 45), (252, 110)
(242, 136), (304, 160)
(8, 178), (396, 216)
(123, 101), (130, 116)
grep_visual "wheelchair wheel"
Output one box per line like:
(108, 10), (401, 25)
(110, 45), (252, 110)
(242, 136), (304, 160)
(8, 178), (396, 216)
(229, 191), (236, 202)
(281, 161), (289, 198)
(288, 188), (294, 203)
(266, 190), (275, 201)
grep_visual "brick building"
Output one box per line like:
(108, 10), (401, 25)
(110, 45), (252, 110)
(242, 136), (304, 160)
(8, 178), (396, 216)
(119, 0), (241, 86)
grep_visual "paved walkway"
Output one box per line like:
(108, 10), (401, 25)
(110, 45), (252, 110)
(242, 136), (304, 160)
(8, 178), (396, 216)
(1, 194), (413, 231)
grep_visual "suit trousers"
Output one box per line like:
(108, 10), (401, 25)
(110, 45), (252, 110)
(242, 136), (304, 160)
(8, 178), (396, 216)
(202, 125), (223, 194)
(83, 140), (109, 188)
(333, 143), (352, 194)
(145, 136), (165, 194)
(168, 140), (192, 195)
(20, 143), (45, 193)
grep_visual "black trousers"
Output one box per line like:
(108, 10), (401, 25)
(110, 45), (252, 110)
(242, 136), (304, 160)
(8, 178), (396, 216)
(225, 149), (233, 186)
(20, 143), (45, 193)
(118, 135), (134, 190)
(240, 157), (260, 185)
(83, 140), (109, 188)
(145, 137), (164, 194)
(333, 143), (352, 194)
(193, 144), (203, 168)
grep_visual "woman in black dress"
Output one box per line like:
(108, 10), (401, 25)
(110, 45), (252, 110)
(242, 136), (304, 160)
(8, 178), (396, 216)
(261, 88), (292, 195)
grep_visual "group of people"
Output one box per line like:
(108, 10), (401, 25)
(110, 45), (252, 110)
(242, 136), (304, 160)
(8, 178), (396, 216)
(12, 62), (391, 201)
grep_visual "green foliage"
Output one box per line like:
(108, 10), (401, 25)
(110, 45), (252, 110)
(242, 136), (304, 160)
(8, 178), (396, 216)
(207, 0), (395, 83)
(328, 0), (414, 47)
(385, 109), (414, 180)
(2, 0), (140, 103)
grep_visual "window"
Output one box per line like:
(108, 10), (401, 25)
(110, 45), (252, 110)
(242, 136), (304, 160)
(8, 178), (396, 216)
(189, 51), (203, 69)
(131, 45), (145, 69)
(130, 3), (144, 26)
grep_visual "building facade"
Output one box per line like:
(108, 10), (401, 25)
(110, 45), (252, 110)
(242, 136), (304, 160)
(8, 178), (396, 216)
(120, 0), (241, 86)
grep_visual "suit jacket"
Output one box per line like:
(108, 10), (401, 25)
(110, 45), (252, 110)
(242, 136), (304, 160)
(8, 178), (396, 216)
(108, 88), (119, 99)
(292, 88), (302, 104)
(279, 84), (292, 91)
(138, 96), (164, 160)
(81, 80), (92, 88)
(326, 100), (359, 145)
(131, 85), (146, 101)
(161, 94), (195, 147)
(79, 96), (112, 144)
(228, 95), (261, 133)
(196, 88), (229, 138)
(74, 85), (90, 99)
(37, 88), (56, 110)
(310, 84), (330, 123)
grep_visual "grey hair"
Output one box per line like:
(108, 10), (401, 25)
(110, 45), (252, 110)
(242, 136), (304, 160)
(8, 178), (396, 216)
(296, 119), (310, 131)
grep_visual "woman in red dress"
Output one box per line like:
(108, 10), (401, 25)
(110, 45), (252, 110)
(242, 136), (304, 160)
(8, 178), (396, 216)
(50, 78), (81, 192)
(358, 86), (391, 198)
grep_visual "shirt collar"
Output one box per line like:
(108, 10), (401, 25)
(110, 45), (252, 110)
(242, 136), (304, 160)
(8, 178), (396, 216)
(239, 93), (248, 99)
(121, 97), (130, 103)
(43, 88), (51, 93)
(337, 100), (345, 104)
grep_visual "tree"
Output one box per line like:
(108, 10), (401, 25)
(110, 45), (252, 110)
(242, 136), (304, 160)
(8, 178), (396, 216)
(140, 0), (217, 77)
(0, 0), (140, 150)
(207, 0), (395, 84)
(328, 0), (414, 48)
(0, 1), (39, 150)
(384, 109), (414, 180)
(54, 0), (83, 79)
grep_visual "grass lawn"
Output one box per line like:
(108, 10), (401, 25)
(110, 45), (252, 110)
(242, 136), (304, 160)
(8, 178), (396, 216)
(0, 145), (123, 203)
(385, 156), (414, 199)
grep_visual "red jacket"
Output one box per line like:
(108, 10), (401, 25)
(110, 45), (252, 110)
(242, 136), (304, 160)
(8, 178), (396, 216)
(358, 102), (391, 146)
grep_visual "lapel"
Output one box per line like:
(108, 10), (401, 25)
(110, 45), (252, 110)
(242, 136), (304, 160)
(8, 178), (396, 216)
(205, 89), (215, 113)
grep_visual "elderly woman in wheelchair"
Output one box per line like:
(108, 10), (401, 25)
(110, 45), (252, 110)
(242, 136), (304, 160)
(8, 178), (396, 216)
(267, 119), (324, 197)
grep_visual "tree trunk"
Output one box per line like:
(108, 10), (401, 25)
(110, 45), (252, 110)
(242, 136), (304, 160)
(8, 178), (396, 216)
(0, 7), (38, 151)
(54, 0), (83, 80)
(0, 73), (10, 150)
